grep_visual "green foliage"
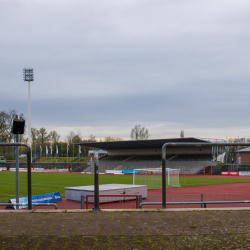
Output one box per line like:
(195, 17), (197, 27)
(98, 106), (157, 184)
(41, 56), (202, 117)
(6, 153), (15, 160)
(101, 136), (123, 142)
(35, 157), (88, 163)
(0, 172), (133, 202)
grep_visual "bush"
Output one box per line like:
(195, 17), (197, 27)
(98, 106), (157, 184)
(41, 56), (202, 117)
(6, 153), (15, 160)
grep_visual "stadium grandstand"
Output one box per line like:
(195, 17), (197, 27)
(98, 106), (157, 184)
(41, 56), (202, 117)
(78, 137), (225, 174)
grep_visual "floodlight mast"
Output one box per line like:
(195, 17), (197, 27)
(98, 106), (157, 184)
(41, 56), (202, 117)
(23, 68), (34, 162)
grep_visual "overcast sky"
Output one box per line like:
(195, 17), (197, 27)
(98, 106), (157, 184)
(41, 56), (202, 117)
(1, 0), (250, 141)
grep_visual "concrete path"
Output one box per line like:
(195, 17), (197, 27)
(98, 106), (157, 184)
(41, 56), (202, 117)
(0, 208), (250, 249)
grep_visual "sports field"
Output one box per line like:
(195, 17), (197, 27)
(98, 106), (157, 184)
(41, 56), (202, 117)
(1, 172), (250, 202)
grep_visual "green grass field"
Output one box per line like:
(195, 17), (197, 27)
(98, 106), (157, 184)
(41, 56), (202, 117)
(1, 172), (250, 202)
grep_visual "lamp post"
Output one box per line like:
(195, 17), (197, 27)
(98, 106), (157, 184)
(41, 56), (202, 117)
(23, 68), (34, 161)
(12, 116), (25, 210)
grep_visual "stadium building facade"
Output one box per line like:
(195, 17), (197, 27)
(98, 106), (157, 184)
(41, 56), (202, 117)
(79, 137), (218, 174)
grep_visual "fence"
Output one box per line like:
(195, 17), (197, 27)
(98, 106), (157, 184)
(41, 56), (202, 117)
(0, 203), (57, 209)
(2, 193), (250, 210)
(139, 193), (250, 209)
(84, 195), (140, 209)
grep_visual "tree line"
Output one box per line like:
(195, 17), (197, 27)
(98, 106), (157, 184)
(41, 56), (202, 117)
(0, 110), (150, 158)
(227, 137), (250, 155)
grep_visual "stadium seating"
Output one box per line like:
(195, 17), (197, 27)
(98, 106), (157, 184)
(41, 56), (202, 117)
(100, 154), (212, 162)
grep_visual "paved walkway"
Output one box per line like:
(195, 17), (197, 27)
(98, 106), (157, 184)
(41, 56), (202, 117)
(1, 208), (250, 249)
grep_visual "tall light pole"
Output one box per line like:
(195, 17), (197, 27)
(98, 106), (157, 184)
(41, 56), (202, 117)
(23, 68), (34, 161)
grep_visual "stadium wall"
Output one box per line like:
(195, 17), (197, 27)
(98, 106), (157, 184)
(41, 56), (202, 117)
(94, 160), (216, 174)
(0, 162), (89, 172)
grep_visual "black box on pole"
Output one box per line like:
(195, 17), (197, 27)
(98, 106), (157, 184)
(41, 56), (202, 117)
(12, 118), (25, 134)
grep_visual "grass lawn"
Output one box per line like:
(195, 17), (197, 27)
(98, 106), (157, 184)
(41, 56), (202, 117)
(1, 172), (250, 202)
(179, 176), (250, 187)
(0, 172), (133, 202)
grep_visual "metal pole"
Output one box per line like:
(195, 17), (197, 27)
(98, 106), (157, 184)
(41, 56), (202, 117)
(81, 195), (85, 209)
(168, 169), (169, 186)
(162, 146), (167, 209)
(84, 146), (86, 162)
(28, 81), (32, 162)
(93, 154), (100, 211)
(138, 195), (142, 209)
(26, 143), (32, 210)
(15, 134), (19, 210)
(0, 143), (32, 209)
(184, 166), (186, 186)
(133, 169), (135, 185)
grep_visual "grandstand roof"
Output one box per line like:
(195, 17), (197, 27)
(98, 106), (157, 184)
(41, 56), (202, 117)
(236, 147), (250, 153)
(77, 137), (209, 150)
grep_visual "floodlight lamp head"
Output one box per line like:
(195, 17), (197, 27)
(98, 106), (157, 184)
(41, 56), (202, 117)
(12, 116), (25, 134)
(23, 68), (34, 81)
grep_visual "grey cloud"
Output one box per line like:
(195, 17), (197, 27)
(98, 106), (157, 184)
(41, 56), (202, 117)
(1, 0), (250, 139)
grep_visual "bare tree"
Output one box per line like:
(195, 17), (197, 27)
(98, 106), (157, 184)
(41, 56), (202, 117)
(0, 109), (25, 142)
(239, 137), (245, 143)
(0, 111), (11, 143)
(130, 124), (150, 140)
(0, 109), (25, 155)
(31, 128), (39, 145)
(180, 130), (184, 138)
(49, 130), (60, 143)
(233, 138), (239, 143)
(66, 131), (76, 145)
(38, 127), (50, 145)
(88, 134), (96, 142)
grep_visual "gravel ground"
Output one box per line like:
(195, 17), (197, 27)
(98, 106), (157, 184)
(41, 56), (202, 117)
(1, 209), (250, 249)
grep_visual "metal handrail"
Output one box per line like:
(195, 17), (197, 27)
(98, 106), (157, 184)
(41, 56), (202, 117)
(0, 203), (57, 209)
(139, 200), (250, 209)
(162, 142), (250, 209)
(0, 142), (32, 209)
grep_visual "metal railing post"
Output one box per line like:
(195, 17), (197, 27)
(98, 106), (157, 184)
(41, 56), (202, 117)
(140, 200), (250, 208)
(15, 134), (19, 210)
(0, 142), (32, 210)
(201, 194), (203, 208)
(93, 155), (100, 211)
(162, 146), (167, 209)
(138, 195), (142, 209)
(81, 195), (85, 209)
(0, 203), (57, 209)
